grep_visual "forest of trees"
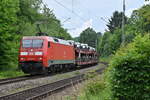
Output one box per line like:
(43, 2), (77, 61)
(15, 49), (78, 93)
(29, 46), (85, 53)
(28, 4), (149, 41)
(0, 0), (72, 71)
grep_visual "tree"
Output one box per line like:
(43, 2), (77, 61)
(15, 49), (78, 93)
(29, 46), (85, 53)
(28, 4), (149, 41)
(137, 5), (150, 32)
(107, 11), (127, 33)
(79, 28), (97, 48)
(73, 37), (80, 42)
(0, 0), (19, 70)
(16, 0), (72, 39)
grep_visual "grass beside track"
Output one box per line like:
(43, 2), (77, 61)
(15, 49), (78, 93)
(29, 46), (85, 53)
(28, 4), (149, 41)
(65, 62), (111, 100)
(78, 75), (112, 100)
(65, 74), (112, 100)
(100, 56), (112, 64)
(0, 70), (25, 79)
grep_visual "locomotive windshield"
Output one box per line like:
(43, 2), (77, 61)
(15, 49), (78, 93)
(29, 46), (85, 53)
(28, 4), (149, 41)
(22, 39), (43, 48)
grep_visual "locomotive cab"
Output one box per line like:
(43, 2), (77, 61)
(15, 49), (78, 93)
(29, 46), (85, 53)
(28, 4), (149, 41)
(19, 37), (47, 74)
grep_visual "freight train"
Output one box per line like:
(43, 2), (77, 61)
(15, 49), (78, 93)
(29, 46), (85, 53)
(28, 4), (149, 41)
(19, 36), (98, 74)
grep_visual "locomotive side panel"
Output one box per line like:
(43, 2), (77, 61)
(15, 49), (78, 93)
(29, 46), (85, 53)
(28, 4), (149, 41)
(47, 41), (75, 67)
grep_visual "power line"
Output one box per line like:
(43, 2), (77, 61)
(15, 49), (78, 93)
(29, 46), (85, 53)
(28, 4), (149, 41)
(62, 17), (71, 23)
(53, 0), (86, 22)
(100, 17), (109, 24)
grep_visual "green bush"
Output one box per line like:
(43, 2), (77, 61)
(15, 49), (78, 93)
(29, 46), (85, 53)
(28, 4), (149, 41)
(0, 70), (25, 79)
(85, 80), (104, 95)
(77, 75), (114, 100)
(108, 34), (150, 100)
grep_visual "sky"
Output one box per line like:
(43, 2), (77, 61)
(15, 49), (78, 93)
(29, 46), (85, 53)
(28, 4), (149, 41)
(43, 0), (150, 37)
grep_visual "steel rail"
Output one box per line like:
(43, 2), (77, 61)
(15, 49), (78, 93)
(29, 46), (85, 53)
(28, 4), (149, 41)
(0, 75), (31, 85)
(0, 75), (48, 86)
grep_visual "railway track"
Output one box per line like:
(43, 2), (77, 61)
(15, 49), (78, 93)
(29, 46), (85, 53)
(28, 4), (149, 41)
(100, 61), (109, 65)
(0, 66), (106, 100)
(0, 68), (84, 86)
(0, 76), (30, 85)
(0, 63), (105, 86)
(0, 68), (79, 86)
(0, 75), (47, 86)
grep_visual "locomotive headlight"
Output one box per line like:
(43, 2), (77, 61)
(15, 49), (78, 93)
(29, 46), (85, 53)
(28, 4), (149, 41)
(20, 58), (25, 60)
(39, 57), (42, 60)
(20, 52), (28, 55)
(35, 52), (43, 55)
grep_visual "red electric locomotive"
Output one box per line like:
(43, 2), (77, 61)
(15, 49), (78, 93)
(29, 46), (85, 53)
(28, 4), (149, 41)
(19, 36), (98, 74)
(19, 36), (75, 74)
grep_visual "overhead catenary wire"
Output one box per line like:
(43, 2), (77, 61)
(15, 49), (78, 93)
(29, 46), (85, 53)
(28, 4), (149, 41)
(53, 0), (86, 22)
(62, 17), (71, 24)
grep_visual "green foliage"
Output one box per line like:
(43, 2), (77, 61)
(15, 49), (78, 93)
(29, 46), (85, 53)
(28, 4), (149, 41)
(84, 71), (98, 79)
(99, 30), (122, 57)
(17, 0), (72, 40)
(0, 0), (19, 70)
(73, 37), (80, 42)
(79, 27), (98, 48)
(127, 5), (150, 35)
(99, 32), (111, 56)
(100, 56), (113, 63)
(77, 75), (114, 100)
(107, 11), (127, 33)
(108, 34), (150, 100)
(0, 70), (25, 79)
(137, 5), (150, 32)
(84, 79), (104, 96)
(98, 10), (128, 57)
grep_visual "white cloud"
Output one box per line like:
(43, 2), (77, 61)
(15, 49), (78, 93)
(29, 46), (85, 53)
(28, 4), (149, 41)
(68, 19), (93, 37)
